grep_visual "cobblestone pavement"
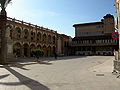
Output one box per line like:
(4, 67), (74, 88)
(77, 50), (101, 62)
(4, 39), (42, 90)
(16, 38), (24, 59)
(0, 56), (120, 90)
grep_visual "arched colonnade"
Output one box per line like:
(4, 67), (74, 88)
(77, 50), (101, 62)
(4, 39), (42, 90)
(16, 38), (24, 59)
(13, 42), (56, 57)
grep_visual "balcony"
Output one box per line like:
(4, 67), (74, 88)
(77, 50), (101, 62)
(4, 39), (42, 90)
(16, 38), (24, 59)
(71, 39), (118, 46)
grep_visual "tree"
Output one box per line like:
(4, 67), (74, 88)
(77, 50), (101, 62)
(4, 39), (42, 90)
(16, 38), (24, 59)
(0, 0), (12, 64)
(32, 49), (44, 61)
(0, 0), (12, 9)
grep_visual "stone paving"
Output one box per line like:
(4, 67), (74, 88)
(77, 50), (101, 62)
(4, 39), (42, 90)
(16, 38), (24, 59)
(0, 56), (120, 90)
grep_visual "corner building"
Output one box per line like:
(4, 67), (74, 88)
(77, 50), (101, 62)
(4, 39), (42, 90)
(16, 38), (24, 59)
(71, 14), (118, 56)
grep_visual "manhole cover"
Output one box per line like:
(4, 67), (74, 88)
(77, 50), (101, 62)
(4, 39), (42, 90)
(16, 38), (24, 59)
(96, 74), (104, 76)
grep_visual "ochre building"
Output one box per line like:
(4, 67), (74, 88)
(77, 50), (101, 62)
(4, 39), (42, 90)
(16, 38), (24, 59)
(3, 17), (71, 59)
(71, 14), (118, 56)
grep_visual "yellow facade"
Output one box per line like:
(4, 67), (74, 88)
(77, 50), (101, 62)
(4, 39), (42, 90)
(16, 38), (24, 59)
(5, 17), (70, 58)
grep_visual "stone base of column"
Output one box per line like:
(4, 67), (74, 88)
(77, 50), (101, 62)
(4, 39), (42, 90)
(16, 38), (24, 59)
(6, 56), (21, 62)
(0, 56), (6, 65)
(113, 60), (120, 72)
(118, 50), (120, 60)
(115, 51), (118, 60)
(113, 50), (120, 73)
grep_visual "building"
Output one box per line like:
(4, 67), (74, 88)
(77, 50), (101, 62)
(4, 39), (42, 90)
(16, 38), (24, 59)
(57, 34), (72, 56)
(0, 17), (70, 61)
(71, 14), (118, 56)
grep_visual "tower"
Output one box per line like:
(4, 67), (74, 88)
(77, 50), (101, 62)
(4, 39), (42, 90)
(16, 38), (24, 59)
(103, 14), (115, 34)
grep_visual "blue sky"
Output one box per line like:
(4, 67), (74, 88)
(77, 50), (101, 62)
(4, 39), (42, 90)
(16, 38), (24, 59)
(6, 0), (116, 37)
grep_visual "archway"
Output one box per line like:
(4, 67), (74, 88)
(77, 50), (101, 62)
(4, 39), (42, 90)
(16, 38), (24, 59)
(16, 27), (21, 40)
(43, 45), (47, 57)
(48, 46), (51, 57)
(48, 35), (51, 43)
(43, 34), (47, 43)
(37, 32), (41, 42)
(37, 45), (41, 49)
(30, 44), (36, 57)
(13, 42), (21, 57)
(24, 29), (29, 40)
(53, 36), (55, 44)
(23, 43), (29, 57)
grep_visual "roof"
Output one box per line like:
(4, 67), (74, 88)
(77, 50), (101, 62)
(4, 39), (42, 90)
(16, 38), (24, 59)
(103, 14), (114, 19)
(73, 22), (103, 27)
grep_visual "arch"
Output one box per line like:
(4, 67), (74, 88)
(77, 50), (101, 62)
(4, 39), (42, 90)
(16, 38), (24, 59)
(52, 36), (56, 44)
(13, 42), (22, 57)
(48, 35), (52, 43)
(48, 46), (52, 56)
(23, 43), (29, 57)
(16, 27), (21, 40)
(24, 29), (29, 39)
(31, 31), (34, 35)
(30, 44), (36, 48)
(43, 45), (47, 49)
(53, 46), (56, 54)
(37, 32), (41, 41)
(31, 31), (35, 41)
(6, 24), (12, 29)
(13, 42), (22, 48)
(16, 27), (21, 33)
(30, 44), (36, 57)
(43, 34), (47, 42)
(43, 45), (47, 57)
(37, 45), (41, 49)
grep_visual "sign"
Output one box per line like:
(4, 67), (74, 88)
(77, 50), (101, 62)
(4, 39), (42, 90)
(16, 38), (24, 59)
(112, 32), (119, 39)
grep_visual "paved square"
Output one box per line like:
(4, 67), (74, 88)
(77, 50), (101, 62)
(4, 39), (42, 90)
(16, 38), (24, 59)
(0, 56), (120, 90)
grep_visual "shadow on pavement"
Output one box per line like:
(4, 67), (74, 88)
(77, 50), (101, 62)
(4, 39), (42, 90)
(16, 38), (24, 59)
(0, 67), (50, 90)
(0, 74), (10, 79)
(48, 56), (87, 61)
(0, 61), (52, 69)
(16, 56), (87, 62)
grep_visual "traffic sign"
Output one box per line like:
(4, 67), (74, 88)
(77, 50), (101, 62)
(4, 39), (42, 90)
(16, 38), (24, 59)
(112, 32), (119, 39)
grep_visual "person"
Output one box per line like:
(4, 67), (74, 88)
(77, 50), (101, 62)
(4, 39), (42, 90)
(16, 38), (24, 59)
(54, 52), (57, 59)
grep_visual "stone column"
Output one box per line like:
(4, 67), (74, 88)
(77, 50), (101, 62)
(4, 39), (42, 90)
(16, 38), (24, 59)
(0, 9), (7, 64)
(29, 30), (31, 42)
(6, 26), (14, 61)
(20, 44), (24, 57)
(27, 47), (31, 57)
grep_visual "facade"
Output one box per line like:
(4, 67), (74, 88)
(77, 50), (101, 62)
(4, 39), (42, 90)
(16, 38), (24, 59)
(71, 14), (118, 56)
(0, 17), (70, 61)
(57, 34), (72, 56)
